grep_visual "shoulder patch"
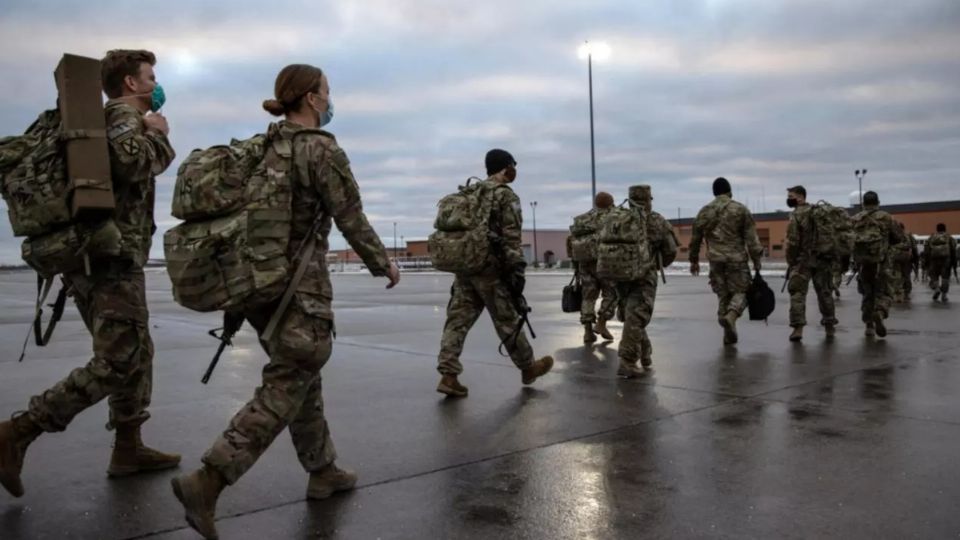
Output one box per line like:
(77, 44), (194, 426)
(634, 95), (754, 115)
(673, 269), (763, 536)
(108, 123), (134, 141)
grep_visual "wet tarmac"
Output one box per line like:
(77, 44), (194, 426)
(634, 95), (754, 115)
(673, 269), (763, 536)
(0, 269), (958, 539)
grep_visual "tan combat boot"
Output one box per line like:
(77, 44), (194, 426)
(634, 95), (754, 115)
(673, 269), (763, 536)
(617, 360), (644, 378)
(108, 424), (181, 477)
(720, 311), (739, 345)
(171, 466), (226, 540)
(594, 319), (615, 341)
(0, 414), (42, 498)
(864, 323), (876, 337)
(583, 324), (597, 344)
(789, 326), (803, 342)
(824, 324), (836, 338)
(522, 356), (554, 385)
(307, 463), (358, 500)
(640, 355), (653, 369)
(437, 375), (468, 398)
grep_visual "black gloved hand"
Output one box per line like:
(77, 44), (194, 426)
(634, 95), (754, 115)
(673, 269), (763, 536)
(508, 262), (526, 295)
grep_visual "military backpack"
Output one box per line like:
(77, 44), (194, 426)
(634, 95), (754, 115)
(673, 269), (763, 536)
(568, 210), (600, 263)
(851, 209), (887, 264)
(595, 203), (652, 282)
(810, 201), (853, 258)
(164, 124), (325, 319)
(428, 179), (497, 274)
(928, 233), (952, 260)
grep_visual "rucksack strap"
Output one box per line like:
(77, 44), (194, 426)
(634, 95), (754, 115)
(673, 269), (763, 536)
(18, 275), (68, 362)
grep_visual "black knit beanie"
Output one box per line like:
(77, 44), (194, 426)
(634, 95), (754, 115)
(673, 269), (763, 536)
(713, 177), (732, 196)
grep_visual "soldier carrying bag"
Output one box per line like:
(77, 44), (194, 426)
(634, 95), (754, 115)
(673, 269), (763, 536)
(747, 270), (776, 322)
(928, 233), (951, 260)
(428, 178), (496, 275)
(852, 209), (887, 264)
(595, 202), (653, 282)
(568, 211), (599, 263)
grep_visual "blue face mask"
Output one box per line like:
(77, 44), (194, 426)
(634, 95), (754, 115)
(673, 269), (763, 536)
(319, 97), (334, 127)
(151, 84), (166, 112)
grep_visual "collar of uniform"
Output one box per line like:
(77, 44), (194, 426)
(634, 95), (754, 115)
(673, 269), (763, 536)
(104, 98), (144, 116)
(714, 193), (732, 201)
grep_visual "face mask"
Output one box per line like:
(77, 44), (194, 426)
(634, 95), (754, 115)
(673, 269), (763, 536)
(151, 84), (166, 112)
(504, 166), (517, 182)
(786, 198), (798, 208)
(313, 95), (334, 127)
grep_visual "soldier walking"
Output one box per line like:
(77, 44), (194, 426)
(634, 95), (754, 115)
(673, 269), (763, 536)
(784, 186), (839, 341)
(567, 192), (618, 344)
(617, 185), (677, 377)
(435, 149), (554, 398)
(0, 50), (180, 499)
(851, 191), (906, 338)
(925, 223), (957, 303)
(688, 178), (764, 345)
(170, 64), (401, 539)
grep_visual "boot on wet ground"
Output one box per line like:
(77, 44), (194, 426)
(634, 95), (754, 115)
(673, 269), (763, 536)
(593, 319), (615, 341)
(522, 356), (554, 385)
(108, 424), (181, 477)
(307, 463), (358, 500)
(0, 413), (41, 498)
(437, 375), (468, 398)
(171, 466), (226, 540)
(789, 326), (803, 342)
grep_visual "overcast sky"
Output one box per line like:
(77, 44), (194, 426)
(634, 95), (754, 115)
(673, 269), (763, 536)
(1, 0), (959, 263)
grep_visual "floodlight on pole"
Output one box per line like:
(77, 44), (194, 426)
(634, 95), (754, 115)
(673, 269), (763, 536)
(578, 40), (611, 206)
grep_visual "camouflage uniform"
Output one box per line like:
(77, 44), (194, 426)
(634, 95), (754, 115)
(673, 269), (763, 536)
(437, 177), (534, 376)
(202, 121), (390, 484)
(689, 194), (763, 323)
(618, 186), (677, 369)
(785, 203), (838, 328)
(894, 232), (919, 299)
(925, 232), (957, 295)
(852, 207), (905, 324)
(25, 100), (174, 433)
(567, 208), (617, 325)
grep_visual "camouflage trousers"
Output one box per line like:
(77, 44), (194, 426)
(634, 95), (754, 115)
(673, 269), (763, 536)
(887, 263), (904, 300)
(898, 261), (914, 296)
(832, 256), (850, 291)
(26, 260), (153, 432)
(928, 259), (952, 294)
(617, 273), (659, 365)
(708, 261), (751, 322)
(788, 262), (837, 328)
(437, 274), (534, 376)
(857, 261), (892, 323)
(578, 261), (617, 325)
(203, 292), (336, 484)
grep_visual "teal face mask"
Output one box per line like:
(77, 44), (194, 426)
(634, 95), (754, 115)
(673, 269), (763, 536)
(151, 84), (166, 112)
(320, 97), (333, 127)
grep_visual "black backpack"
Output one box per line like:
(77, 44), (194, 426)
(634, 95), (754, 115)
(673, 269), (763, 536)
(747, 271), (776, 322)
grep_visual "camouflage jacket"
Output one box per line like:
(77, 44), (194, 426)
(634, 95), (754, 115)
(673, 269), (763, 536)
(480, 177), (525, 271)
(851, 207), (906, 262)
(689, 194), (763, 264)
(104, 100), (175, 266)
(785, 203), (815, 266)
(924, 232), (957, 266)
(647, 210), (678, 270)
(280, 121), (390, 316)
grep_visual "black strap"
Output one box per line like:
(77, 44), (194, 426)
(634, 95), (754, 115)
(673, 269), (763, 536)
(19, 275), (68, 362)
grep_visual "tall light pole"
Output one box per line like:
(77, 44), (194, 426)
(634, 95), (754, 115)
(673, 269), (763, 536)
(530, 201), (538, 267)
(579, 41), (610, 206)
(855, 169), (868, 208)
(393, 222), (397, 259)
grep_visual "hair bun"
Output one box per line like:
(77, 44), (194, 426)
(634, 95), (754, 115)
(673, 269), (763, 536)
(262, 99), (286, 116)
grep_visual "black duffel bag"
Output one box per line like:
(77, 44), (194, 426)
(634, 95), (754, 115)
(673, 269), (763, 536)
(562, 274), (582, 313)
(747, 270), (775, 322)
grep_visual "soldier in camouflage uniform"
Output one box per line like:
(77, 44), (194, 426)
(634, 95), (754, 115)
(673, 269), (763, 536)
(567, 192), (618, 344)
(784, 186), (838, 341)
(925, 223), (957, 303)
(0, 50), (180, 500)
(852, 191), (906, 338)
(617, 185), (677, 377)
(888, 222), (918, 302)
(435, 149), (554, 399)
(171, 64), (401, 540)
(689, 177), (764, 345)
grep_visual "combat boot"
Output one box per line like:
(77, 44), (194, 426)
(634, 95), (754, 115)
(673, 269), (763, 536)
(720, 311), (739, 345)
(108, 424), (181, 477)
(933, 290), (941, 301)
(789, 326), (803, 342)
(171, 466), (225, 540)
(307, 463), (358, 499)
(0, 413), (41, 498)
(437, 375), (468, 398)
(874, 315), (887, 338)
(594, 319), (615, 341)
(942, 293), (949, 303)
(824, 324), (836, 338)
(583, 324), (597, 344)
(640, 355), (653, 369)
(617, 360), (644, 379)
(864, 323), (876, 337)
(521, 356), (554, 385)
